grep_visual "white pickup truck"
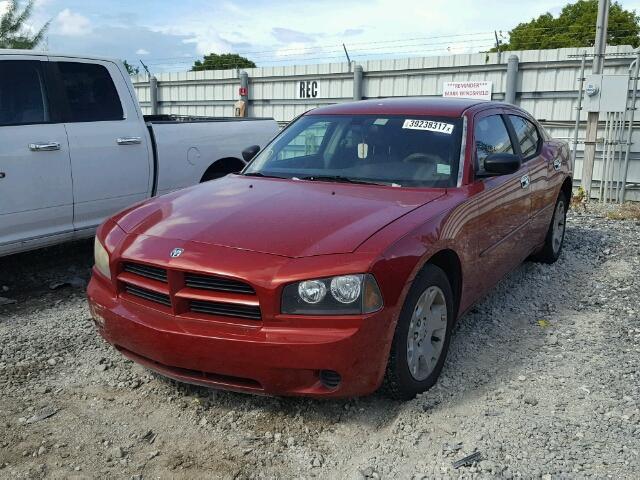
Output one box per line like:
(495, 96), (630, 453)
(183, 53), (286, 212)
(0, 51), (279, 256)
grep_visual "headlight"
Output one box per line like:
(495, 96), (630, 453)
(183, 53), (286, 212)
(282, 274), (383, 315)
(94, 237), (111, 280)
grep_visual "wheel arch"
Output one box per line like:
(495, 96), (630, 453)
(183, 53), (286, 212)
(200, 157), (246, 182)
(421, 248), (463, 320)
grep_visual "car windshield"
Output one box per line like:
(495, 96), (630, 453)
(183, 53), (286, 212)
(244, 114), (463, 188)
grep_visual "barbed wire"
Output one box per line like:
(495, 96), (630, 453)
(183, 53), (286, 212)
(129, 25), (640, 72)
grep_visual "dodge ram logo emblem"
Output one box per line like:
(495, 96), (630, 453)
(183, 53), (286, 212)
(170, 248), (184, 258)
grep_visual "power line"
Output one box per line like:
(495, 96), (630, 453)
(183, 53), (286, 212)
(135, 31), (497, 64)
(140, 38), (496, 66)
(129, 24), (640, 72)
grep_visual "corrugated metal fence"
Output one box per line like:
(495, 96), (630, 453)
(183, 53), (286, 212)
(132, 45), (640, 197)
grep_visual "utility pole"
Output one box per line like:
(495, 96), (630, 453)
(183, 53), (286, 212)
(581, 0), (609, 198)
(494, 31), (502, 64)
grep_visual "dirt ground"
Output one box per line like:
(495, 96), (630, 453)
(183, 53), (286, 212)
(1, 208), (639, 479)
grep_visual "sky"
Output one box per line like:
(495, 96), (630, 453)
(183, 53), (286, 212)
(3, 0), (640, 72)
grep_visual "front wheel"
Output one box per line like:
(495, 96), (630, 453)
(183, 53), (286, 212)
(383, 264), (454, 400)
(531, 192), (567, 264)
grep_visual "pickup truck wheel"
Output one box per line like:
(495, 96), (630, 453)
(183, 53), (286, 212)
(382, 264), (454, 400)
(531, 192), (568, 264)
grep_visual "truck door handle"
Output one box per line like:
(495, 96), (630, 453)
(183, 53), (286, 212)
(117, 137), (142, 145)
(29, 142), (61, 152)
(520, 174), (530, 189)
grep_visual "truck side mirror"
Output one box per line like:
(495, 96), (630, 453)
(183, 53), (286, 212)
(483, 153), (521, 175)
(242, 145), (260, 162)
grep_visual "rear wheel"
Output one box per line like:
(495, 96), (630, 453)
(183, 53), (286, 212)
(531, 192), (567, 264)
(383, 264), (454, 400)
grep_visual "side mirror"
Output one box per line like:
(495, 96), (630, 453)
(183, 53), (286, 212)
(483, 153), (521, 175)
(242, 145), (260, 162)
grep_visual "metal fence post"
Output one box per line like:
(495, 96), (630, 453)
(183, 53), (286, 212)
(505, 55), (519, 105)
(149, 76), (159, 115)
(571, 53), (587, 165)
(240, 71), (249, 102)
(239, 71), (249, 117)
(353, 64), (363, 101)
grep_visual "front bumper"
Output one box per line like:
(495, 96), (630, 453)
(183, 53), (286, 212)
(87, 274), (394, 397)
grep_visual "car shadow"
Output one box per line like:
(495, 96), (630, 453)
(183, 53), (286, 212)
(0, 238), (94, 309)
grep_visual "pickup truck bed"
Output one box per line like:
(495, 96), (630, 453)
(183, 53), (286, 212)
(144, 116), (278, 195)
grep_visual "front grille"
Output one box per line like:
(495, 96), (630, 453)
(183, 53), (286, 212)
(125, 284), (171, 306)
(123, 263), (167, 283)
(119, 260), (261, 321)
(189, 300), (261, 320)
(185, 273), (255, 295)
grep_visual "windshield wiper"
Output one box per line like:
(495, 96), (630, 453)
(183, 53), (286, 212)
(243, 172), (287, 179)
(300, 175), (393, 186)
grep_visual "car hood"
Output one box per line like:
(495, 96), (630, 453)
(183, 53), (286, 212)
(115, 176), (444, 258)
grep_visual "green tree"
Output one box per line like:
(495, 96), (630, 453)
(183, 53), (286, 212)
(123, 60), (140, 76)
(494, 0), (640, 51)
(0, 0), (49, 49)
(192, 53), (256, 71)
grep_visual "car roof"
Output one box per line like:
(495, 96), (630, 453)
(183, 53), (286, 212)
(306, 97), (491, 117)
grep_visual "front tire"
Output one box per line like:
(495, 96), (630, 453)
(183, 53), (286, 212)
(383, 264), (454, 400)
(531, 192), (567, 264)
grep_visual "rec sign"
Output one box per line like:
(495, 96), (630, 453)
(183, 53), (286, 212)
(442, 81), (493, 101)
(298, 80), (319, 99)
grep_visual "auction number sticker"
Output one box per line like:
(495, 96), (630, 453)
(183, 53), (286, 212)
(402, 119), (454, 134)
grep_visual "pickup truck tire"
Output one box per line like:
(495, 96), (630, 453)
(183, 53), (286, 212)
(382, 264), (454, 400)
(201, 158), (245, 182)
(530, 191), (568, 264)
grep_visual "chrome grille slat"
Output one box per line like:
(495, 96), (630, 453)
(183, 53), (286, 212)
(123, 263), (167, 283)
(189, 300), (261, 320)
(124, 284), (171, 306)
(185, 273), (255, 294)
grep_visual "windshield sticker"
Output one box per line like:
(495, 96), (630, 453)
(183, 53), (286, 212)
(373, 118), (389, 126)
(357, 143), (369, 159)
(436, 163), (451, 175)
(402, 119), (454, 134)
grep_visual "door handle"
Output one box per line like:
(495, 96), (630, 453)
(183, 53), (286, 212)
(117, 137), (142, 145)
(29, 142), (61, 152)
(520, 174), (530, 189)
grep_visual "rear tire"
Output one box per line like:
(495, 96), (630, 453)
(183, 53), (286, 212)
(531, 192), (568, 264)
(382, 264), (454, 400)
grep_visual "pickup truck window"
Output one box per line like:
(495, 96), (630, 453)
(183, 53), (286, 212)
(0, 61), (48, 126)
(57, 62), (124, 122)
(474, 115), (514, 173)
(278, 121), (331, 160)
(508, 115), (541, 159)
(246, 114), (462, 188)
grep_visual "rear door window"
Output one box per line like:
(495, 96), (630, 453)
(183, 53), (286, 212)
(508, 115), (540, 160)
(56, 62), (123, 122)
(0, 60), (49, 126)
(474, 114), (515, 173)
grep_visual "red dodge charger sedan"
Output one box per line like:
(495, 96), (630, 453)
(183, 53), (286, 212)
(87, 98), (572, 399)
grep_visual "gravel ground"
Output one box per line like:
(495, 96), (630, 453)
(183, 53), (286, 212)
(0, 207), (639, 479)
